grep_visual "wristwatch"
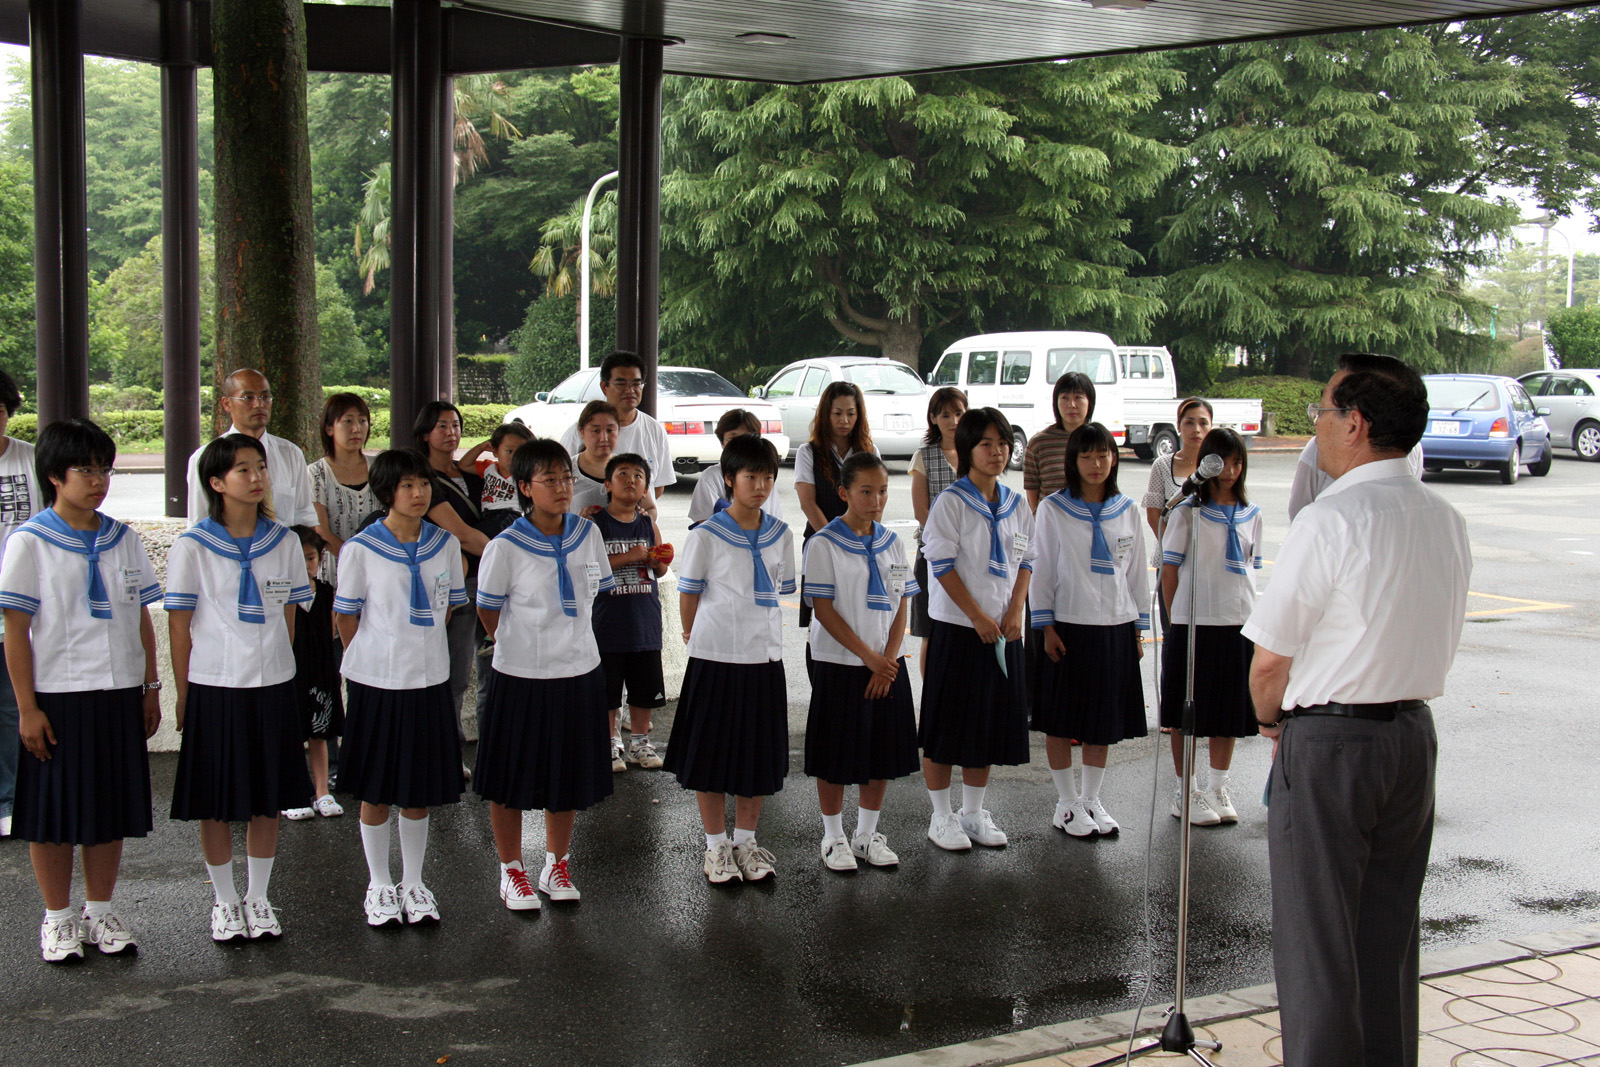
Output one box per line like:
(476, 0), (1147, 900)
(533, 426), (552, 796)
(142, 680), (163, 693)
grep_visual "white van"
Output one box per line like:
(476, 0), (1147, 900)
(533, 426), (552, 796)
(928, 331), (1125, 468)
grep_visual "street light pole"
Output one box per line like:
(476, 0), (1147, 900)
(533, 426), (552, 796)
(1518, 215), (1575, 315)
(580, 169), (619, 371)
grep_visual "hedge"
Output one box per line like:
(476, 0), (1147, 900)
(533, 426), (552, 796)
(6, 410), (167, 446)
(1208, 376), (1323, 437)
(368, 404), (515, 444)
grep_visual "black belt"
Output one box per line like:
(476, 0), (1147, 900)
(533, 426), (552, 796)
(1287, 700), (1426, 723)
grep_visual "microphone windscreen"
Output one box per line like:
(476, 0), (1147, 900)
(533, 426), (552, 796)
(1197, 453), (1225, 479)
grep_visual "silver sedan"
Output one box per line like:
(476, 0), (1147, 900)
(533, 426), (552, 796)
(1519, 369), (1600, 462)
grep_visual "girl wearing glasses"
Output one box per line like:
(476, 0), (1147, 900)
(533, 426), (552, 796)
(474, 439), (615, 909)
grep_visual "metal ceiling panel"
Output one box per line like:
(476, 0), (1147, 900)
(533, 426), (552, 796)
(461, 0), (1600, 83)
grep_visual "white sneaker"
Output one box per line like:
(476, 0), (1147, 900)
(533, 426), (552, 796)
(1053, 799), (1099, 838)
(610, 737), (627, 773)
(363, 884), (402, 927)
(1172, 786), (1223, 826)
(927, 811), (973, 851)
(958, 808), (1008, 847)
(703, 840), (743, 884)
(211, 900), (248, 941)
(733, 839), (776, 882)
(539, 857), (581, 901)
(0, 812), (13, 837)
(851, 832), (899, 867)
(243, 898), (282, 939)
(313, 794), (344, 818)
(1208, 785), (1238, 823)
(1084, 797), (1120, 835)
(499, 862), (540, 911)
(81, 908), (137, 954)
(625, 737), (663, 769)
(282, 807), (314, 821)
(40, 916), (84, 963)
(400, 883), (441, 924)
(820, 835), (858, 872)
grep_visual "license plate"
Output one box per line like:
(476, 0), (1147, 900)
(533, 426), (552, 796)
(884, 414), (913, 430)
(1430, 420), (1462, 436)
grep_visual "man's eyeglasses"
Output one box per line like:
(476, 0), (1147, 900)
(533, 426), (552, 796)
(606, 378), (647, 391)
(228, 392), (273, 406)
(1306, 404), (1349, 422)
(67, 466), (117, 481)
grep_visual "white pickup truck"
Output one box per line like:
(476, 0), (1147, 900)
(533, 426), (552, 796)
(1116, 346), (1264, 461)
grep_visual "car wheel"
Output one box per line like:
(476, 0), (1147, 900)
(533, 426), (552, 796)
(1423, 461), (1443, 474)
(1528, 444), (1552, 477)
(1009, 428), (1027, 472)
(1499, 442), (1521, 484)
(1575, 421), (1600, 462)
(1131, 444), (1154, 461)
(1151, 427), (1180, 462)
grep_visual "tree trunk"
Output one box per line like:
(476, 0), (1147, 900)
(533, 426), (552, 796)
(212, 0), (319, 452)
(878, 317), (924, 372)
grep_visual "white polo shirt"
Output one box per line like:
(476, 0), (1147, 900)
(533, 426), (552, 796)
(334, 520), (468, 690)
(476, 515), (615, 680)
(186, 425), (318, 528)
(1161, 500), (1263, 627)
(678, 511), (796, 665)
(0, 513), (161, 693)
(1030, 492), (1148, 630)
(1287, 438), (1425, 521)
(164, 520), (314, 688)
(1242, 458), (1471, 710)
(688, 462), (783, 524)
(559, 410), (676, 491)
(922, 478), (1035, 628)
(803, 519), (918, 667)
(0, 437), (43, 638)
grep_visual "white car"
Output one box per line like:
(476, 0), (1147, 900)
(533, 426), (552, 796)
(755, 356), (928, 459)
(504, 366), (790, 472)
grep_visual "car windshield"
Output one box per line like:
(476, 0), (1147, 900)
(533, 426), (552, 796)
(658, 369), (746, 398)
(547, 370), (593, 404)
(1425, 380), (1500, 412)
(843, 362), (925, 395)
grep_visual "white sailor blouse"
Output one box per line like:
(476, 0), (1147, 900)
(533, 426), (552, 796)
(476, 514), (616, 680)
(333, 520), (468, 689)
(678, 510), (796, 665)
(922, 478), (1035, 628)
(1161, 500), (1263, 627)
(803, 518), (920, 667)
(1030, 491), (1149, 631)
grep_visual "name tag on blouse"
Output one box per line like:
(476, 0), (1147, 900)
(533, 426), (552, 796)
(1011, 533), (1029, 558)
(1114, 535), (1135, 566)
(887, 563), (910, 595)
(120, 566), (142, 604)
(262, 578), (293, 606)
(584, 561), (603, 597)
(433, 571), (451, 610)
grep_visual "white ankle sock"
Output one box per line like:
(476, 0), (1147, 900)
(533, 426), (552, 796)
(360, 820), (392, 888)
(45, 906), (74, 923)
(1049, 767), (1075, 805)
(855, 807), (880, 840)
(245, 855), (274, 902)
(705, 832), (726, 851)
(928, 787), (953, 817)
(821, 812), (844, 840)
(207, 861), (239, 905)
(732, 828), (756, 848)
(82, 900), (110, 920)
(398, 813), (429, 888)
(1207, 767), (1230, 793)
(1081, 765), (1106, 801)
(960, 784), (986, 816)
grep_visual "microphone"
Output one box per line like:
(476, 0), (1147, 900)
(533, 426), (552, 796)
(1163, 453), (1225, 511)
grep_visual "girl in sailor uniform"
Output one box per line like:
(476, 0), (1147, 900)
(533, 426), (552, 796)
(919, 407), (1035, 853)
(474, 438), (616, 910)
(1160, 427), (1261, 827)
(1031, 422), (1149, 839)
(665, 433), (795, 886)
(166, 434), (316, 942)
(0, 419), (164, 962)
(333, 449), (468, 928)
(803, 452), (920, 873)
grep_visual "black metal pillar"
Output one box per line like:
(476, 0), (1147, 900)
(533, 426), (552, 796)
(30, 0), (90, 427)
(438, 69), (455, 402)
(616, 38), (663, 417)
(161, 0), (200, 518)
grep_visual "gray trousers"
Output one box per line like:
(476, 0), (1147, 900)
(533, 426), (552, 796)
(446, 585), (478, 747)
(1268, 706), (1437, 1067)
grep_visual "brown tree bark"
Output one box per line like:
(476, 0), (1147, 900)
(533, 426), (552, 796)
(211, 0), (319, 452)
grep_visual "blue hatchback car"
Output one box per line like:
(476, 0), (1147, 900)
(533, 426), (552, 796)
(1420, 374), (1552, 484)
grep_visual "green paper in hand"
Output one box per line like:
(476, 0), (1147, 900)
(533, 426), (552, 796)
(995, 634), (1008, 677)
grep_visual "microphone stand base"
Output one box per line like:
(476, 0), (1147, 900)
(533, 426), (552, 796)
(1082, 1011), (1222, 1067)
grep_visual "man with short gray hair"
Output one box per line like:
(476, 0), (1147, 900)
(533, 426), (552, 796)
(184, 369), (317, 527)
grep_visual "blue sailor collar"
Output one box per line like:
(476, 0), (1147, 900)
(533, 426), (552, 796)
(1194, 501), (1260, 525)
(1043, 492), (1134, 522)
(499, 513), (588, 558)
(21, 509), (128, 555)
(180, 516), (289, 558)
(814, 517), (896, 555)
(700, 508), (786, 550)
(347, 518), (454, 566)
(943, 477), (1020, 522)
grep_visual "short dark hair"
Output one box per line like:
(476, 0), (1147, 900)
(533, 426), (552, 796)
(490, 422), (533, 450)
(36, 418), (116, 507)
(410, 400), (463, 454)
(719, 432), (780, 494)
(923, 387), (969, 445)
(0, 370), (22, 417)
(605, 452), (651, 483)
(369, 448), (436, 511)
(839, 450), (888, 489)
(1052, 372), (1097, 431)
(293, 524), (326, 554)
(1062, 422), (1121, 498)
(599, 350), (645, 381)
(1195, 427), (1249, 506)
(1332, 353), (1428, 455)
(198, 433), (271, 522)
(715, 408), (761, 443)
(511, 438), (573, 511)
(578, 400), (620, 430)
(320, 392), (372, 457)
(954, 407), (1014, 478)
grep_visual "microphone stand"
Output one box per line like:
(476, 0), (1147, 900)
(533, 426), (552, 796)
(1088, 480), (1220, 1066)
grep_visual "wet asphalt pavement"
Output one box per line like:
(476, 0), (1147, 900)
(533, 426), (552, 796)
(5, 449), (1600, 1067)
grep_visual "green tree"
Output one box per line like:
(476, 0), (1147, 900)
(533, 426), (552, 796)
(508, 293), (615, 400)
(316, 261), (377, 384)
(1467, 241), (1566, 342)
(1547, 305), (1600, 366)
(0, 159), (35, 395)
(100, 232), (218, 389)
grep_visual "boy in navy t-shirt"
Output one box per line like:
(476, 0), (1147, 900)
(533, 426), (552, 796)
(591, 454), (673, 771)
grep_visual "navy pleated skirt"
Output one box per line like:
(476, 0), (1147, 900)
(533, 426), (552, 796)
(804, 652), (920, 785)
(664, 658), (789, 797)
(918, 620), (1030, 768)
(1159, 624), (1258, 738)
(13, 687), (152, 846)
(473, 666), (613, 812)
(170, 680), (313, 822)
(1033, 621), (1150, 745)
(339, 680), (464, 808)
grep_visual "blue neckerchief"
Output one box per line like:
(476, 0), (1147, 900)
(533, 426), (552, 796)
(1044, 492), (1133, 576)
(181, 517), (289, 624)
(817, 518), (895, 611)
(1085, 501), (1114, 575)
(702, 510), (784, 609)
(500, 514), (587, 616)
(944, 478), (1019, 578)
(1198, 502), (1257, 576)
(347, 519), (453, 626)
(22, 510), (129, 619)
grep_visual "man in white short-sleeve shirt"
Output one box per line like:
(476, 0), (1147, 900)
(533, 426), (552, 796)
(1245, 353), (1471, 1065)
(557, 352), (675, 497)
(185, 369), (318, 528)
(0, 370), (42, 838)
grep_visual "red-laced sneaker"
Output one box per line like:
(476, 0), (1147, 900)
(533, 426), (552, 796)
(538, 857), (580, 902)
(498, 863), (540, 912)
